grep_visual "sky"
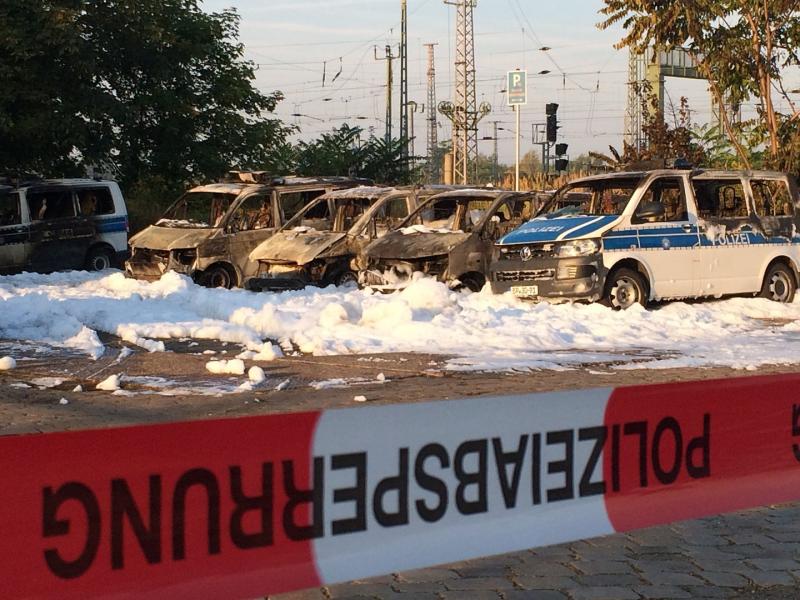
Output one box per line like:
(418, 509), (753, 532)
(202, 0), (797, 165)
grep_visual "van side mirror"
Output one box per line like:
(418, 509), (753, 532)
(635, 201), (665, 222)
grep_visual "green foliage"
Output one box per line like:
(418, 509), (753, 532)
(293, 124), (416, 185)
(598, 1), (800, 171)
(0, 0), (292, 187)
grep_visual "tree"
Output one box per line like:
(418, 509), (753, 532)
(0, 0), (291, 192)
(598, 1), (800, 171)
(294, 124), (416, 185)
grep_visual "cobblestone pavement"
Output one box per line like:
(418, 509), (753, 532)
(273, 504), (800, 600)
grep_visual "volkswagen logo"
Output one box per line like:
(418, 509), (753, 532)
(520, 246), (533, 262)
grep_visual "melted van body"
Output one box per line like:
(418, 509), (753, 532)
(490, 169), (800, 307)
(358, 189), (536, 292)
(247, 186), (452, 291)
(125, 173), (367, 288)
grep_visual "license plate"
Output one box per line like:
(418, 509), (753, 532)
(511, 285), (538, 297)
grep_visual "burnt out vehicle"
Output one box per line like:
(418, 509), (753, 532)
(125, 172), (368, 288)
(357, 189), (535, 292)
(0, 178), (128, 274)
(246, 186), (451, 291)
(490, 169), (800, 307)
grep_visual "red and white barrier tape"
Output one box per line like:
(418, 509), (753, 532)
(2, 374), (800, 599)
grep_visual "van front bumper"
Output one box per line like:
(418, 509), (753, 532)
(489, 255), (605, 301)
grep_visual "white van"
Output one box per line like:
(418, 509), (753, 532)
(0, 178), (128, 274)
(490, 169), (800, 307)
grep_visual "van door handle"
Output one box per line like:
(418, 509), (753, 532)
(682, 224), (693, 233)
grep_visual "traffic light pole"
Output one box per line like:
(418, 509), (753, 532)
(515, 105), (520, 192)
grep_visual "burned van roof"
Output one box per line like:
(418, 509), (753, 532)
(319, 186), (395, 200)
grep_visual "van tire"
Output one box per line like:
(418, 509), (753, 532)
(604, 268), (648, 309)
(85, 246), (114, 272)
(335, 270), (358, 288)
(760, 262), (796, 303)
(201, 265), (236, 289)
(456, 273), (485, 293)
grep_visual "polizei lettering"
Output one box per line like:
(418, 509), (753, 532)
(41, 414), (710, 579)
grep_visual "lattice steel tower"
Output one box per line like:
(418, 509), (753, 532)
(440, 0), (490, 184)
(424, 43), (439, 182)
(399, 0), (409, 159)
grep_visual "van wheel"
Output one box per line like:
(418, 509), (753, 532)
(86, 246), (114, 271)
(335, 270), (358, 288)
(202, 265), (235, 289)
(604, 268), (648, 309)
(760, 263), (796, 303)
(456, 274), (485, 293)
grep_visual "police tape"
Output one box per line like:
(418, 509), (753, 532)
(2, 373), (800, 599)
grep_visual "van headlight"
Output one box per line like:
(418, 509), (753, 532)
(557, 239), (600, 257)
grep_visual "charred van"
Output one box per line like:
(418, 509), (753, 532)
(246, 186), (450, 291)
(358, 189), (535, 292)
(0, 178), (128, 274)
(125, 172), (367, 288)
(490, 169), (800, 307)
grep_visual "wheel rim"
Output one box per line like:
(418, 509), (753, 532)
(91, 254), (110, 271)
(768, 271), (792, 302)
(207, 269), (230, 288)
(610, 276), (640, 309)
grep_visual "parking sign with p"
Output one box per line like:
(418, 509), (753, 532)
(507, 70), (527, 106)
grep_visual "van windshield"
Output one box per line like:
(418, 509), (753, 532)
(541, 177), (642, 218)
(159, 191), (240, 228)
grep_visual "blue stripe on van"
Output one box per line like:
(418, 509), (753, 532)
(95, 217), (127, 233)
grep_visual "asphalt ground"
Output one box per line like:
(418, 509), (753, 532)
(1, 339), (799, 599)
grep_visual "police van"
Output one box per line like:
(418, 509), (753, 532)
(0, 178), (129, 274)
(489, 169), (800, 307)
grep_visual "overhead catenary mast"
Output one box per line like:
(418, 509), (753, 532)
(424, 42), (439, 183)
(439, 0), (490, 184)
(399, 0), (409, 159)
(374, 44), (398, 144)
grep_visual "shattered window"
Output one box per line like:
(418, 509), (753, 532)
(228, 194), (272, 232)
(751, 179), (793, 217)
(279, 190), (327, 223)
(161, 192), (238, 227)
(0, 191), (21, 226)
(28, 190), (76, 221)
(372, 196), (410, 235)
(693, 180), (748, 220)
(333, 198), (371, 232)
(77, 188), (114, 216)
(635, 178), (688, 223)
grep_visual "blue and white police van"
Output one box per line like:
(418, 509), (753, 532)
(0, 178), (129, 274)
(489, 169), (800, 308)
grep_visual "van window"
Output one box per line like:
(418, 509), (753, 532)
(279, 190), (326, 222)
(751, 179), (793, 217)
(373, 197), (410, 234)
(545, 178), (640, 217)
(635, 177), (688, 223)
(693, 180), (748, 219)
(78, 188), (114, 216)
(28, 190), (76, 221)
(0, 191), (21, 226)
(228, 194), (272, 232)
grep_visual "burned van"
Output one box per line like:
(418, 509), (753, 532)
(246, 186), (450, 291)
(0, 178), (128, 274)
(490, 169), (800, 307)
(358, 189), (535, 292)
(125, 173), (367, 288)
